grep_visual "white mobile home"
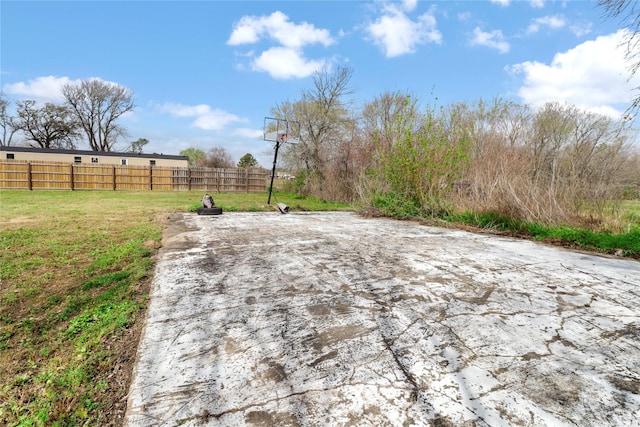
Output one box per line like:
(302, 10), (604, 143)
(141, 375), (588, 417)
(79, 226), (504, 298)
(0, 146), (189, 167)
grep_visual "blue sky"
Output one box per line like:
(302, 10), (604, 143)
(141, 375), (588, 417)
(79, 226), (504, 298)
(1, 0), (637, 166)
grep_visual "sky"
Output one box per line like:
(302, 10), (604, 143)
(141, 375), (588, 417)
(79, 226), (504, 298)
(1, 0), (638, 167)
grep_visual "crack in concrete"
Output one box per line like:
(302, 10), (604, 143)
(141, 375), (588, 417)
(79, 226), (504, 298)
(377, 316), (420, 401)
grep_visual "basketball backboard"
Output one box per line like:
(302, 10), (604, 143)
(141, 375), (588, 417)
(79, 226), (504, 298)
(263, 117), (300, 144)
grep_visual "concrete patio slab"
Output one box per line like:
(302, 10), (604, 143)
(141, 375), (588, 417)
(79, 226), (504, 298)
(125, 212), (640, 426)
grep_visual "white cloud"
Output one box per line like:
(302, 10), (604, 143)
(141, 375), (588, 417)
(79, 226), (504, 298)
(160, 102), (246, 131)
(470, 27), (510, 54)
(233, 128), (264, 139)
(227, 21), (261, 45)
(227, 11), (334, 79)
(228, 11), (334, 49)
(2, 75), (78, 103)
(491, 0), (544, 7)
(569, 22), (592, 37)
(508, 30), (638, 119)
(252, 47), (327, 79)
(527, 15), (566, 34)
(2, 76), (131, 106)
(491, 0), (510, 7)
(365, 4), (442, 58)
(401, 0), (418, 12)
(457, 11), (471, 22)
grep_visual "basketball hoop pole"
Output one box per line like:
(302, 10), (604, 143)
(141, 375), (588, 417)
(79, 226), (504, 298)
(267, 133), (285, 205)
(264, 117), (299, 206)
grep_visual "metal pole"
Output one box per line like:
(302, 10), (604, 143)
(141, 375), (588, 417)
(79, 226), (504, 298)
(267, 138), (281, 205)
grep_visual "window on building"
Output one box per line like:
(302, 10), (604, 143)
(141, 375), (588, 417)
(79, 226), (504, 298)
(91, 157), (99, 163)
(120, 159), (128, 166)
(6, 153), (15, 160)
(150, 160), (156, 166)
(74, 156), (82, 163)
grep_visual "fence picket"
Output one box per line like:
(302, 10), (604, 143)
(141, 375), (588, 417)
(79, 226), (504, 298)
(0, 161), (267, 192)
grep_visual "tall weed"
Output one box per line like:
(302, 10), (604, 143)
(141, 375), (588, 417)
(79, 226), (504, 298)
(365, 96), (471, 217)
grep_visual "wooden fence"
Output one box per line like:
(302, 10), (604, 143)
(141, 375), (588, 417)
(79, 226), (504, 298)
(0, 161), (268, 192)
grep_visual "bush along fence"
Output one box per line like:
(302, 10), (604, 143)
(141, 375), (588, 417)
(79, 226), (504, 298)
(0, 161), (268, 192)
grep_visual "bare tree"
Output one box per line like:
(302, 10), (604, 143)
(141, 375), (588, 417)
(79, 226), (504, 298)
(455, 98), (634, 224)
(271, 66), (355, 193)
(599, 0), (640, 117)
(202, 146), (234, 168)
(15, 100), (80, 149)
(0, 93), (19, 146)
(530, 102), (575, 187)
(62, 79), (135, 151)
(361, 91), (419, 154)
(322, 112), (367, 202)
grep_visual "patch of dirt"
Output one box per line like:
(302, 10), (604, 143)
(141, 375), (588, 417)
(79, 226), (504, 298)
(6, 216), (35, 223)
(99, 215), (190, 425)
(97, 276), (152, 426)
(608, 375), (640, 394)
(245, 410), (301, 426)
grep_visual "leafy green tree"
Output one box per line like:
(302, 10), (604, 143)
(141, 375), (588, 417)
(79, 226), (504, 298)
(237, 153), (258, 168)
(129, 138), (149, 154)
(180, 147), (206, 166)
(15, 100), (80, 149)
(365, 94), (472, 217)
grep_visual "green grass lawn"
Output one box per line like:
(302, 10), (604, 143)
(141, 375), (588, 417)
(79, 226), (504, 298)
(445, 200), (640, 258)
(0, 190), (349, 426)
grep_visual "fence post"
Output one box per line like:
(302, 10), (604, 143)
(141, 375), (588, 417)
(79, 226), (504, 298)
(149, 166), (153, 191)
(27, 162), (33, 190)
(188, 167), (192, 191)
(245, 168), (249, 193)
(112, 166), (116, 190)
(69, 164), (74, 190)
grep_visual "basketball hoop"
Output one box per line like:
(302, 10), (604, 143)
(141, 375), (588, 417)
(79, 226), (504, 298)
(264, 131), (293, 144)
(263, 129), (300, 144)
(263, 117), (301, 206)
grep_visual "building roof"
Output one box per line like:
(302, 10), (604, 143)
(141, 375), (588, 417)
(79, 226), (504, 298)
(0, 145), (189, 161)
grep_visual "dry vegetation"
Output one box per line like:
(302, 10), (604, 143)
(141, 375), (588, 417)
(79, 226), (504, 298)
(274, 76), (640, 233)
